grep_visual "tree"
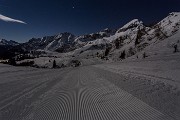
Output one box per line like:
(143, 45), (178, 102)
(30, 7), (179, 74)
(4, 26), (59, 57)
(53, 60), (57, 68)
(96, 52), (99, 56)
(105, 48), (110, 56)
(174, 44), (178, 53)
(143, 52), (147, 58)
(120, 50), (126, 59)
(9, 58), (16, 66)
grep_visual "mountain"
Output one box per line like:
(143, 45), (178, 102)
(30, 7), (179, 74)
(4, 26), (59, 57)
(20, 28), (116, 53)
(157, 12), (180, 36)
(1, 12), (180, 61)
(0, 38), (25, 59)
(0, 39), (19, 46)
(70, 12), (180, 60)
(45, 32), (76, 52)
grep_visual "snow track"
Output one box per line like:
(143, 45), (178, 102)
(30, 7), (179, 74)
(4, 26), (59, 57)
(0, 64), (175, 120)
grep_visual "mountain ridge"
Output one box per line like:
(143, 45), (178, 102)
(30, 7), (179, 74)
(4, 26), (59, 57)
(1, 12), (180, 60)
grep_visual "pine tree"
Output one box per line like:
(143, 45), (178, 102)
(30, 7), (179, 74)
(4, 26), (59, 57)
(120, 50), (126, 59)
(9, 58), (16, 66)
(53, 60), (56, 68)
(96, 52), (99, 56)
(143, 52), (147, 58)
(105, 48), (110, 56)
(174, 44), (178, 53)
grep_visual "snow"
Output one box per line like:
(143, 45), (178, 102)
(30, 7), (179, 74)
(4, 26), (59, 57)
(96, 54), (180, 87)
(0, 63), (177, 119)
(158, 12), (180, 36)
(117, 19), (143, 32)
(45, 33), (75, 51)
(9, 12), (180, 71)
(130, 30), (180, 59)
(1, 11), (180, 120)
(0, 39), (19, 46)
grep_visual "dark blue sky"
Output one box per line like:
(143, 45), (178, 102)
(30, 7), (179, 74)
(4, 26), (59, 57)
(0, 0), (180, 42)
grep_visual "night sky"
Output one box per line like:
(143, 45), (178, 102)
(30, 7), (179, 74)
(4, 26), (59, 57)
(0, 0), (180, 42)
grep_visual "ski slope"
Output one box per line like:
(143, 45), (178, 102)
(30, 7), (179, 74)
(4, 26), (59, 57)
(0, 63), (178, 120)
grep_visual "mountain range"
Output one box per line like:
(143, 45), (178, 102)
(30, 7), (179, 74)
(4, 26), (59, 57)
(1, 12), (180, 60)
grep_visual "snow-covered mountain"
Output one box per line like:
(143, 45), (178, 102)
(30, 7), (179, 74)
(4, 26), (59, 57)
(0, 38), (24, 59)
(108, 12), (180, 60)
(70, 12), (180, 60)
(45, 32), (75, 52)
(0, 39), (19, 46)
(21, 28), (116, 52)
(2, 12), (180, 61)
(157, 12), (180, 36)
(20, 19), (144, 53)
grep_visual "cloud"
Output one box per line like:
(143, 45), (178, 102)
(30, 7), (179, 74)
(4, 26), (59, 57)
(0, 14), (26, 24)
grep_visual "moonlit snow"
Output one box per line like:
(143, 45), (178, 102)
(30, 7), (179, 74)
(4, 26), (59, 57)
(0, 62), (178, 120)
(0, 12), (180, 120)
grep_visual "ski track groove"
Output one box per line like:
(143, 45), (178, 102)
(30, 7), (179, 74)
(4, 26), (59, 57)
(0, 65), (175, 120)
(93, 65), (179, 120)
(32, 67), (173, 120)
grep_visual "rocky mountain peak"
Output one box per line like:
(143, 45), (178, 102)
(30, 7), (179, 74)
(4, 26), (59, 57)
(117, 19), (144, 33)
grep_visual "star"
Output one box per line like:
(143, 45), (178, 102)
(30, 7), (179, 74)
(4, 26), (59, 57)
(73, 6), (75, 9)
